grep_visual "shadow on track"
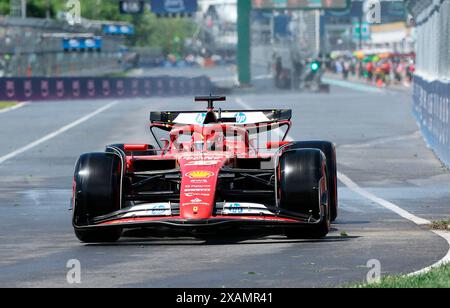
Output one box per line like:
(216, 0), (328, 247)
(85, 235), (359, 247)
(332, 220), (371, 225)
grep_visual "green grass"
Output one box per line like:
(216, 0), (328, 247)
(430, 219), (450, 231)
(0, 102), (17, 110)
(354, 263), (450, 288)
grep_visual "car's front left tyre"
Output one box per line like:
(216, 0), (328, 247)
(72, 152), (123, 243)
(277, 149), (330, 239)
(286, 141), (338, 221)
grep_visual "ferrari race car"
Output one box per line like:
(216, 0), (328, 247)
(72, 96), (338, 243)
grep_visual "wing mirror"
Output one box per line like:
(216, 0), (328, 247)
(266, 141), (291, 149)
(124, 144), (149, 151)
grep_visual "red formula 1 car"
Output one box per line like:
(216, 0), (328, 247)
(72, 96), (338, 243)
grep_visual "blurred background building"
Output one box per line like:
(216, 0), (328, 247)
(324, 0), (412, 53)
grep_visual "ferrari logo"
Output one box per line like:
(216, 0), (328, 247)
(186, 171), (214, 179)
(193, 206), (199, 213)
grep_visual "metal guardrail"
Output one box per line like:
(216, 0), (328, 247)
(412, 0), (450, 79)
(409, 1), (450, 167)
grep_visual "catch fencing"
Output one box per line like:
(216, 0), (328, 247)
(0, 17), (126, 77)
(408, 0), (450, 166)
(413, 76), (450, 165)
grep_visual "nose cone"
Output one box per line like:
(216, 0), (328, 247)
(178, 154), (227, 219)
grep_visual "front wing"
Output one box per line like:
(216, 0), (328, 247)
(73, 202), (323, 231)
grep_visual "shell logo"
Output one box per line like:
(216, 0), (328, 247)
(186, 171), (215, 179)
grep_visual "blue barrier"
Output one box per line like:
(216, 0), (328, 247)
(0, 76), (213, 101)
(413, 75), (450, 167)
(102, 24), (135, 35)
(63, 37), (102, 52)
(150, 0), (198, 14)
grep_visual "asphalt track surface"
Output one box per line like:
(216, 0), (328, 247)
(0, 79), (450, 287)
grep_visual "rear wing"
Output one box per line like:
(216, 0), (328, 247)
(150, 109), (292, 126)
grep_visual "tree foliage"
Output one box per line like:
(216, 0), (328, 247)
(80, 0), (196, 54)
(129, 13), (196, 55)
(0, 0), (10, 15)
(27, 0), (60, 18)
(80, 0), (127, 21)
(0, 0), (63, 18)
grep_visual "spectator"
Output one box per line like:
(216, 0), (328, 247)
(343, 60), (350, 80)
(335, 61), (343, 75)
(407, 61), (415, 83)
(366, 61), (374, 83)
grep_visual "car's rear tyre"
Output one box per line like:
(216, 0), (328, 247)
(278, 149), (330, 239)
(73, 153), (123, 243)
(286, 141), (338, 221)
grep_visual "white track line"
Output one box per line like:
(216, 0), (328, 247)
(211, 76), (237, 83)
(253, 74), (273, 81)
(322, 77), (382, 93)
(337, 172), (431, 226)
(212, 74), (272, 83)
(0, 102), (28, 114)
(235, 97), (252, 110)
(236, 96), (450, 276)
(0, 101), (119, 165)
(339, 131), (421, 149)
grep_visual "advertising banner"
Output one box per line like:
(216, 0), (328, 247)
(0, 76), (213, 101)
(150, 0), (198, 14)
